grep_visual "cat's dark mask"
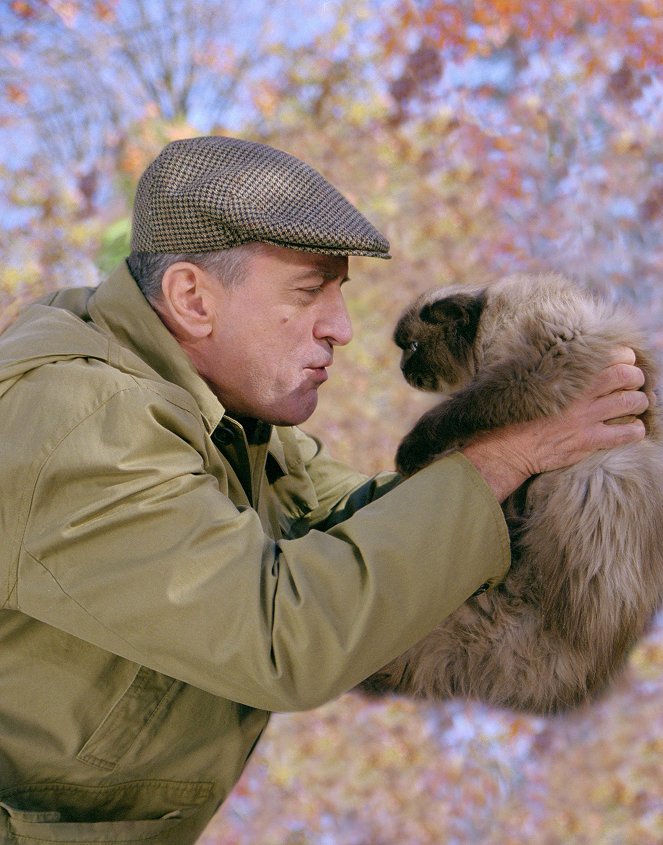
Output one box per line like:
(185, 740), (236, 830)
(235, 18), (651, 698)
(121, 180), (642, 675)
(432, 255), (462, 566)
(420, 291), (486, 350)
(394, 289), (486, 391)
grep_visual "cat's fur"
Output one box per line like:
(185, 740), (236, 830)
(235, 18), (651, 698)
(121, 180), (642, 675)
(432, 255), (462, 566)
(361, 272), (663, 714)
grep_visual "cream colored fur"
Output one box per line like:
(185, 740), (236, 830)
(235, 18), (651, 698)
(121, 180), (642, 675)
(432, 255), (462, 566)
(361, 273), (663, 713)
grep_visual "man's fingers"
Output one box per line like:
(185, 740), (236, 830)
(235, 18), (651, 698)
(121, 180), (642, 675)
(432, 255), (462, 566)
(593, 362), (646, 396)
(592, 387), (649, 423)
(607, 345), (637, 366)
(604, 415), (637, 426)
(593, 417), (646, 448)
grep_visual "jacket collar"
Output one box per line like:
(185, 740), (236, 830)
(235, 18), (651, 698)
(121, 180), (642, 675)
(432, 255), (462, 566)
(88, 262), (288, 476)
(88, 261), (225, 434)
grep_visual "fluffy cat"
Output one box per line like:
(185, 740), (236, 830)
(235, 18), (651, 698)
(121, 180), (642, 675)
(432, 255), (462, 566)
(361, 272), (663, 714)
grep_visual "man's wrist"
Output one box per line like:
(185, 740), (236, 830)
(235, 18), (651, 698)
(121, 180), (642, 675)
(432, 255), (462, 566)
(460, 436), (531, 502)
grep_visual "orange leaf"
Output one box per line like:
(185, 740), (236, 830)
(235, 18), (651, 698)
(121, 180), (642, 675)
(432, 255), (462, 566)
(10, 0), (36, 18)
(5, 83), (28, 105)
(94, 0), (116, 21)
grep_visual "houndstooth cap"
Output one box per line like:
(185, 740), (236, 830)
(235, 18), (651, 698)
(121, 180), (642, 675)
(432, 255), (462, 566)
(131, 136), (391, 258)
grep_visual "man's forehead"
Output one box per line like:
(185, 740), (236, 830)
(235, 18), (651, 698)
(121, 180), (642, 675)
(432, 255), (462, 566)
(254, 243), (349, 277)
(306, 253), (349, 276)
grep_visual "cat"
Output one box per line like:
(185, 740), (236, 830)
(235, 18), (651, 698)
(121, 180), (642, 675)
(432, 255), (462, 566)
(360, 272), (663, 714)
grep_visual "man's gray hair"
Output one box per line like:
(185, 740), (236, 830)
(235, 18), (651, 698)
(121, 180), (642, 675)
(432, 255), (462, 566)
(126, 242), (267, 303)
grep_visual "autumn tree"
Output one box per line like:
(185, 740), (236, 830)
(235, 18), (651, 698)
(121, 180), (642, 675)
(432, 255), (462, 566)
(2, 2), (663, 843)
(375, 1), (663, 307)
(236, 0), (663, 463)
(2, 0), (662, 455)
(0, 0), (306, 323)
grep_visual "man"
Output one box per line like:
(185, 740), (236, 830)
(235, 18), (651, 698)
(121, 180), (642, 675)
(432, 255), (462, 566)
(0, 136), (647, 843)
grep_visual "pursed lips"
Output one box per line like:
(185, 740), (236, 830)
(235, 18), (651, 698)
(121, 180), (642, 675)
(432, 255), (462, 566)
(304, 359), (332, 382)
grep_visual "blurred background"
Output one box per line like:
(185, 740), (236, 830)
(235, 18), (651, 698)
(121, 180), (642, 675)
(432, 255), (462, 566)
(2, 1), (662, 842)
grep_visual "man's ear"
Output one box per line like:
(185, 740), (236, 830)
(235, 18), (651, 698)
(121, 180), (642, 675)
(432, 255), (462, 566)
(157, 262), (215, 340)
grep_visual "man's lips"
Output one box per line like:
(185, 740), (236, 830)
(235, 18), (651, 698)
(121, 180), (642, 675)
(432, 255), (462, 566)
(305, 363), (331, 383)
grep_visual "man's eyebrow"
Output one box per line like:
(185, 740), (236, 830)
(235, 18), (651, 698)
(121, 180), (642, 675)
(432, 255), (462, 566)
(292, 267), (350, 282)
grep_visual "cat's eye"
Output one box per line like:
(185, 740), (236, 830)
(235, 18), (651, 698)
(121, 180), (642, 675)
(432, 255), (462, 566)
(410, 341), (419, 352)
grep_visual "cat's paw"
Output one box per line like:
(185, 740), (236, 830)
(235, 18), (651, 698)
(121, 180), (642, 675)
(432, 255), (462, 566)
(395, 434), (435, 476)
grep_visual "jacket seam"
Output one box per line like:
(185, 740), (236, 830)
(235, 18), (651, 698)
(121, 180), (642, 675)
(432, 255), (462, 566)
(18, 547), (141, 656)
(12, 382), (204, 609)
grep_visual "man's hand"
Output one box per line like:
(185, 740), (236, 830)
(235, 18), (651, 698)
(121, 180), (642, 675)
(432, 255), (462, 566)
(462, 348), (649, 502)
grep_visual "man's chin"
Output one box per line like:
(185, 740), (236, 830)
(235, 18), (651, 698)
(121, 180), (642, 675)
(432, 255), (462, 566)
(267, 393), (319, 427)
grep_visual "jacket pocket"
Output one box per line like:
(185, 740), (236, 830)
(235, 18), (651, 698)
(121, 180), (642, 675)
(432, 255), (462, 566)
(0, 779), (211, 843)
(77, 666), (184, 772)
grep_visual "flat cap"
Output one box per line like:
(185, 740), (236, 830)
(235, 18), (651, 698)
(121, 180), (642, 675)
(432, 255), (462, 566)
(131, 135), (390, 258)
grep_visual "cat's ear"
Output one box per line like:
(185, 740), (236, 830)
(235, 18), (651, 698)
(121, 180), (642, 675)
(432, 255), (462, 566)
(420, 291), (485, 347)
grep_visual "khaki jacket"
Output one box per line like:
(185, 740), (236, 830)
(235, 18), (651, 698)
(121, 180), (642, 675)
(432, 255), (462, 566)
(0, 263), (509, 844)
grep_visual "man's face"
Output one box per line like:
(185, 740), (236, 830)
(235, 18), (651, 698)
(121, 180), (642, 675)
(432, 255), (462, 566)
(196, 244), (353, 425)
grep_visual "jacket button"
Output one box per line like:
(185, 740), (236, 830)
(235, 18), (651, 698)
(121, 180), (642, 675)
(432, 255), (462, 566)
(472, 582), (490, 596)
(213, 426), (234, 446)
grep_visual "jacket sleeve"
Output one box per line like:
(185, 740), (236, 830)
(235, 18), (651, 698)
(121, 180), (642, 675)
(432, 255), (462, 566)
(284, 427), (404, 534)
(17, 385), (510, 712)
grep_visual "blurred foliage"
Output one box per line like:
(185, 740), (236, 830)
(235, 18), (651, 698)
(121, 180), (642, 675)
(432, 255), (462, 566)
(2, 0), (663, 842)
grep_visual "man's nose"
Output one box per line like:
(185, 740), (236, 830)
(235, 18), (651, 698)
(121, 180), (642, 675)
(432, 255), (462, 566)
(316, 291), (353, 346)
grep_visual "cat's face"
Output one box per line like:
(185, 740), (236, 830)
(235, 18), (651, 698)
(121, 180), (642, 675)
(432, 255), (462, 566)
(393, 288), (486, 392)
